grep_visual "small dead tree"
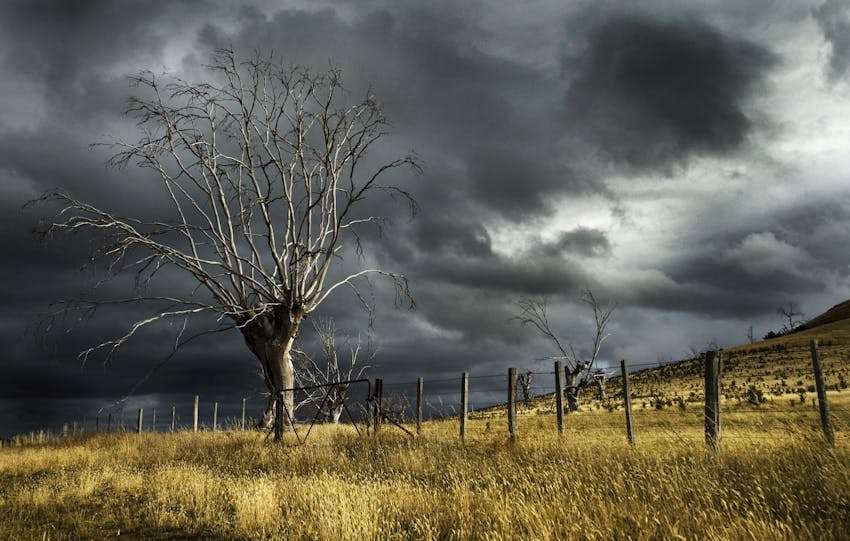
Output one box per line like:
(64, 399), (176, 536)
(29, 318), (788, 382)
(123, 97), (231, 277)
(516, 371), (534, 407)
(34, 49), (419, 440)
(778, 302), (805, 333)
(514, 290), (615, 411)
(293, 318), (373, 423)
(591, 369), (610, 400)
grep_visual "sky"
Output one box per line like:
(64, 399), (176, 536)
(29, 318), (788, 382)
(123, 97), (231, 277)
(2, 0), (850, 437)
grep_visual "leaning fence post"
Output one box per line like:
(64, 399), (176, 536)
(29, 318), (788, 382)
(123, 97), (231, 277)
(554, 361), (564, 434)
(193, 395), (199, 433)
(621, 359), (635, 446)
(374, 378), (383, 434)
(810, 339), (835, 447)
(241, 398), (247, 431)
(704, 350), (721, 452)
(137, 408), (143, 434)
(416, 377), (423, 436)
(171, 406), (176, 432)
(460, 372), (469, 441)
(212, 402), (218, 432)
(508, 367), (517, 440)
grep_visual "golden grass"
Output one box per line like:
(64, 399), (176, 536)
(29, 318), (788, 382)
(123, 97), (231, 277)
(3, 324), (850, 539)
(2, 395), (849, 540)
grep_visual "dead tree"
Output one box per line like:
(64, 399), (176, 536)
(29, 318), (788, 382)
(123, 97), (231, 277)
(34, 49), (419, 440)
(514, 290), (615, 411)
(516, 371), (534, 407)
(778, 302), (805, 333)
(293, 318), (374, 423)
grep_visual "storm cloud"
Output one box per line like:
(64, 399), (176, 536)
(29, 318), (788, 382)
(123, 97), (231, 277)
(1, 0), (849, 437)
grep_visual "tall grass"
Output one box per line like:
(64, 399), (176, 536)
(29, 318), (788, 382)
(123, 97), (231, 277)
(1, 400), (849, 540)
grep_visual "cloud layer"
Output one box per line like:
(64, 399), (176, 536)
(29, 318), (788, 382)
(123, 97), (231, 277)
(1, 0), (849, 436)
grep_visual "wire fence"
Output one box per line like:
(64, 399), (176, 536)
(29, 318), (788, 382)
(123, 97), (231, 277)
(3, 340), (848, 450)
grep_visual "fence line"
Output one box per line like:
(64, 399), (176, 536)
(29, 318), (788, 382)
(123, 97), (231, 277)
(3, 341), (844, 451)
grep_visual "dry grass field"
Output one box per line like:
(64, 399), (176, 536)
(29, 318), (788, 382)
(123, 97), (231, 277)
(2, 320), (850, 540)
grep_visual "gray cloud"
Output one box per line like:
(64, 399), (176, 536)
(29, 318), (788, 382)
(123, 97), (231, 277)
(0, 0), (848, 437)
(563, 13), (777, 172)
(814, 0), (850, 81)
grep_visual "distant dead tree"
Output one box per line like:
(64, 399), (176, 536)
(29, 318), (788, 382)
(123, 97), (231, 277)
(516, 370), (534, 407)
(34, 49), (420, 440)
(293, 318), (374, 423)
(514, 290), (615, 411)
(777, 302), (805, 333)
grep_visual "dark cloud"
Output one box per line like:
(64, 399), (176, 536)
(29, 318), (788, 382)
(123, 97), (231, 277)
(814, 0), (850, 81)
(563, 14), (777, 172)
(0, 1), (846, 438)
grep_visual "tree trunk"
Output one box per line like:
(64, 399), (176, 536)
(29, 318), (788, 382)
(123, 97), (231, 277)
(242, 313), (302, 441)
(565, 371), (580, 412)
(328, 403), (343, 424)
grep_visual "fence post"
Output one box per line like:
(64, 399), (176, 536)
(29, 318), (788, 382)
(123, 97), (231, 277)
(374, 378), (383, 434)
(137, 408), (143, 434)
(241, 398), (247, 431)
(107, 413), (112, 433)
(193, 395), (199, 433)
(171, 406), (176, 432)
(416, 377), (423, 436)
(95, 416), (100, 433)
(274, 391), (284, 442)
(212, 402), (218, 432)
(554, 361), (564, 435)
(810, 339), (835, 447)
(621, 359), (635, 446)
(460, 372), (468, 441)
(151, 409), (156, 432)
(704, 350), (721, 452)
(508, 367), (517, 440)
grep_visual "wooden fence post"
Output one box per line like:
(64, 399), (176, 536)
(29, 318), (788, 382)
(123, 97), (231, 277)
(274, 392), (284, 442)
(704, 350), (721, 452)
(171, 406), (176, 432)
(151, 409), (156, 432)
(137, 408), (143, 434)
(554, 361), (564, 435)
(621, 360), (635, 446)
(810, 339), (835, 447)
(508, 367), (517, 440)
(416, 377), (423, 436)
(460, 372), (468, 441)
(212, 402), (218, 432)
(241, 398), (247, 431)
(374, 378), (383, 434)
(193, 395), (199, 433)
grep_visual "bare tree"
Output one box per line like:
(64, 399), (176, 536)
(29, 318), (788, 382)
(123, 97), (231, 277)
(516, 370), (534, 407)
(514, 290), (615, 411)
(293, 318), (374, 423)
(34, 49), (420, 440)
(778, 301), (805, 333)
